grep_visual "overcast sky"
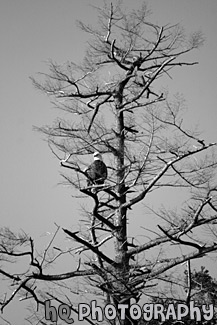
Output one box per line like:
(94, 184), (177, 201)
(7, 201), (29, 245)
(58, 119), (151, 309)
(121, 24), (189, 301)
(1, 1), (217, 323)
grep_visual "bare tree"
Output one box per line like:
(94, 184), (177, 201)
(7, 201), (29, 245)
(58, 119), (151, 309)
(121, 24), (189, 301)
(145, 263), (217, 324)
(1, 2), (217, 325)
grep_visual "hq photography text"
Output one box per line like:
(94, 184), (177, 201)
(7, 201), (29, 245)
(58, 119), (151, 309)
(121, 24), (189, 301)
(44, 300), (214, 323)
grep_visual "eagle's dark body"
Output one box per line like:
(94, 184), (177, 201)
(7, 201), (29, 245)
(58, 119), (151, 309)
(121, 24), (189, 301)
(85, 152), (107, 187)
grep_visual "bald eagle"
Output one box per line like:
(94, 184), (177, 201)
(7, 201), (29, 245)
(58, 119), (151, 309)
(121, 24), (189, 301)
(84, 152), (107, 188)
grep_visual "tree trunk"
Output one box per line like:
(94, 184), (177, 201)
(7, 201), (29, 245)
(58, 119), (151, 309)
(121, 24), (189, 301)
(112, 82), (132, 325)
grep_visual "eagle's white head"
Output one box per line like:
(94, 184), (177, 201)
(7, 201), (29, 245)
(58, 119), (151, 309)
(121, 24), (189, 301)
(93, 151), (102, 161)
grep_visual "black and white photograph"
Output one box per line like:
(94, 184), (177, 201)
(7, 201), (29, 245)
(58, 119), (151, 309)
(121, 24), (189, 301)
(1, 1), (217, 324)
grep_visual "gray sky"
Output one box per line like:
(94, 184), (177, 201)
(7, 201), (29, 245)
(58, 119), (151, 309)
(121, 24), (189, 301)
(0, 0), (217, 323)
